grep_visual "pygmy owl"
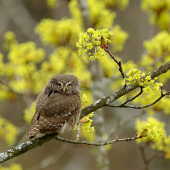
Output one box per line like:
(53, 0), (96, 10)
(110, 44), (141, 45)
(26, 74), (81, 139)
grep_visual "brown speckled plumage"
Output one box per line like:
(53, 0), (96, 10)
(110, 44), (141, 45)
(26, 74), (81, 139)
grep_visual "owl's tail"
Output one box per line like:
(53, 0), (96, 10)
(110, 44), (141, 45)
(26, 125), (40, 139)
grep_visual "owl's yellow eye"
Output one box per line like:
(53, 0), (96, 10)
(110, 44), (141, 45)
(57, 83), (61, 87)
(68, 84), (72, 87)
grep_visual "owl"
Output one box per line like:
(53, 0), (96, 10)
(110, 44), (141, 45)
(26, 74), (81, 139)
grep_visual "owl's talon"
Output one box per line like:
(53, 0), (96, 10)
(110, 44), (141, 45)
(76, 122), (81, 141)
(76, 134), (80, 141)
(56, 136), (60, 140)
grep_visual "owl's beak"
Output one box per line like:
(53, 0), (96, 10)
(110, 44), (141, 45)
(63, 87), (66, 93)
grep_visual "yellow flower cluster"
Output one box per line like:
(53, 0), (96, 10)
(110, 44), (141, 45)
(82, 93), (89, 104)
(3, 41), (45, 95)
(0, 164), (22, 170)
(110, 25), (129, 52)
(141, 31), (170, 83)
(76, 28), (112, 59)
(79, 93), (95, 141)
(122, 69), (163, 93)
(141, 0), (170, 30)
(69, 0), (83, 28)
(35, 18), (81, 47)
(2, 31), (17, 50)
(8, 42), (44, 64)
(135, 116), (170, 159)
(0, 117), (18, 145)
(80, 113), (94, 133)
(88, 0), (116, 29)
(0, 34), (51, 103)
(104, 0), (129, 10)
(80, 113), (95, 141)
(136, 116), (164, 145)
(41, 47), (71, 75)
(143, 31), (170, 61)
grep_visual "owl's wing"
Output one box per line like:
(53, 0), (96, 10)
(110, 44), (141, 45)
(27, 91), (51, 138)
(38, 92), (81, 134)
(31, 111), (39, 126)
(31, 90), (50, 126)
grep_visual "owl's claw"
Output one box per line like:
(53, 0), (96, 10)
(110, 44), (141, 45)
(55, 135), (59, 139)
(76, 122), (81, 141)
(76, 134), (80, 141)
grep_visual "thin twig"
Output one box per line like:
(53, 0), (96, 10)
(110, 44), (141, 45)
(119, 87), (143, 106)
(104, 47), (125, 79)
(55, 135), (142, 146)
(107, 91), (170, 109)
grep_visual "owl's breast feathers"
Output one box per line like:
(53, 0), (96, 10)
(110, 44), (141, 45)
(26, 90), (81, 139)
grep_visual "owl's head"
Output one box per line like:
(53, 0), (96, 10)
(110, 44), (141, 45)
(45, 74), (80, 95)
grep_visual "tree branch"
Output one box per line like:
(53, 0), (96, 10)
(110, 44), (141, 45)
(0, 134), (57, 164)
(0, 61), (170, 164)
